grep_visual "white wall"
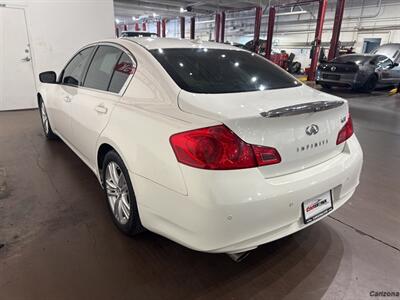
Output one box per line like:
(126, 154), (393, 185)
(2, 0), (115, 87)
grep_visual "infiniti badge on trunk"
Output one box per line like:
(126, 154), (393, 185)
(305, 124), (319, 136)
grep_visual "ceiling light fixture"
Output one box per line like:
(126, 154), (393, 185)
(276, 11), (308, 16)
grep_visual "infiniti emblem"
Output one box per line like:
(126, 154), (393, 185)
(331, 66), (336, 72)
(306, 124), (319, 135)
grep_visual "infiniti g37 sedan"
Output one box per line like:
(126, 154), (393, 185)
(37, 38), (363, 255)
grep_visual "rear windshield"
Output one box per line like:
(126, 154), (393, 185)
(332, 55), (371, 64)
(122, 32), (156, 37)
(150, 48), (300, 93)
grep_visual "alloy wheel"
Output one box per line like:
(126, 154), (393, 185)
(105, 161), (131, 225)
(41, 102), (49, 134)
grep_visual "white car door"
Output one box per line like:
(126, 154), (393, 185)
(68, 45), (135, 168)
(49, 46), (95, 142)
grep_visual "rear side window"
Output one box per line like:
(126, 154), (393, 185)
(84, 46), (123, 91)
(109, 53), (136, 93)
(150, 48), (299, 94)
(62, 47), (94, 86)
(394, 50), (400, 62)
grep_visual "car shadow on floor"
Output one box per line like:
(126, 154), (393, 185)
(124, 220), (344, 299)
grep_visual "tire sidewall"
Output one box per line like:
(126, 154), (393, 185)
(363, 75), (378, 92)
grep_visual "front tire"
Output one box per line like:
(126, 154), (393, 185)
(361, 74), (378, 93)
(102, 151), (145, 235)
(39, 99), (57, 140)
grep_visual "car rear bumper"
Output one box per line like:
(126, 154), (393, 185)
(316, 71), (359, 88)
(133, 135), (363, 253)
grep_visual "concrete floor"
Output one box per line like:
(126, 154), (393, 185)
(0, 90), (399, 300)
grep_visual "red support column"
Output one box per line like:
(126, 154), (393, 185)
(123, 24), (128, 31)
(253, 6), (262, 52)
(220, 11), (226, 43)
(328, 0), (346, 61)
(156, 20), (161, 37)
(215, 13), (221, 42)
(190, 16), (195, 39)
(265, 6), (276, 59)
(308, 0), (328, 81)
(142, 22), (147, 31)
(162, 18), (166, 37)
(135, 23), (140, 31)
(180, 17), (185, 38)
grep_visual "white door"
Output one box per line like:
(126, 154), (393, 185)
(68, 45), (134, 168)
(0, 7), (36, 111)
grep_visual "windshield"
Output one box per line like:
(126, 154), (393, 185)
(332, 55), (371, 64)
(150, 48), (300, 94)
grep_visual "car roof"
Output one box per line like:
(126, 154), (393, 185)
(120, 37), (242, 51)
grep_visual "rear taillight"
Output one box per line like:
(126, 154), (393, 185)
(170, 125), (281, 170)
(336, 114), (354, 145)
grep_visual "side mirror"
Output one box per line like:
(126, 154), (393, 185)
(392, 62), (399, 68)
(39, 71), (57, 84)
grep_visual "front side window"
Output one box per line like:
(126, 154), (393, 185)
(150, 48), (299, 94)
(62, 47), (95, 86)
(84, 46), (123, 92)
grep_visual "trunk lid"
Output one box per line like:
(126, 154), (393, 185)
(178, 85), (349, 178)
(318, 62), (359, 73)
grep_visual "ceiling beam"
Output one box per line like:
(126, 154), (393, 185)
(115, 0), (223, 14)
(114, 3), (214, 17)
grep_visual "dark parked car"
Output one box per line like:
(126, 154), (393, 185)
(120, 31), (157, 38)
(316, 54), (400, 92)
(224, 41), (247, 49)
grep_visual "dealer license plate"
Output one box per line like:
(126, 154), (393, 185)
(302, 191), (333, 224)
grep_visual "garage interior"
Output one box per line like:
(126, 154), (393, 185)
(0, 0), (400, 299)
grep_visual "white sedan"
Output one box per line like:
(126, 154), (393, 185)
(37, 38), (363, 257)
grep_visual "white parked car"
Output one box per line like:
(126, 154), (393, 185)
(38, 38), (363, 258)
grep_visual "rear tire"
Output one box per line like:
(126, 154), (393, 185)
(39, 98), (58, 140)
(361, 74), (378, 93)
(102, 150), (145, 236)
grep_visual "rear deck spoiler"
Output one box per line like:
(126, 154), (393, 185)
(260, 100), (344, 118)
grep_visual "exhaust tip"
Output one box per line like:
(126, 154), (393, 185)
(227, 251), (251, 262)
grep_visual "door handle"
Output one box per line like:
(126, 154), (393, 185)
(64, 95), (72, 103)
(95, 104), (108, 114)
(21, 56), (31, 62)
